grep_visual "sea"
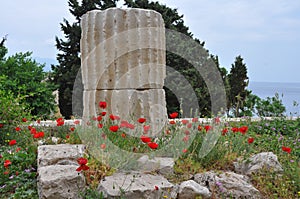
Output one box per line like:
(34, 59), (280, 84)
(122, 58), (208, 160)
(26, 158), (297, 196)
(248, 82), (300, 116)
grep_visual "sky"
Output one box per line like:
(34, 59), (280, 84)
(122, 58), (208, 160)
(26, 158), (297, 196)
(1, 0), (300, 83)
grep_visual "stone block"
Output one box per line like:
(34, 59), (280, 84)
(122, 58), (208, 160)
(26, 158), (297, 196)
(137, 155), (174, 176)
(37, 165), (85, 199)
(97, 172), (174, 198)
(37, 144), (85, 167)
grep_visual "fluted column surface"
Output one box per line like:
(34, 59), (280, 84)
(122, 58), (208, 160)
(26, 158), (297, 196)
(80, 8), (167, 129)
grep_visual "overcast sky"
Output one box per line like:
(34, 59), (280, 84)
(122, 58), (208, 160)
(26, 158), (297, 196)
(1, 0), (300, 83)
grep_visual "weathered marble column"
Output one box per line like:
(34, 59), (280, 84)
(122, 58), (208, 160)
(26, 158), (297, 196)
(80, 8), (167, 132)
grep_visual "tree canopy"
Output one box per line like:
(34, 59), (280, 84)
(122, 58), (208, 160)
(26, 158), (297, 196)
(0, 39), (56, 118)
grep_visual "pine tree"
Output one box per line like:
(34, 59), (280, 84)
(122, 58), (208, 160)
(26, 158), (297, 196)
(228, 55), (250, 117)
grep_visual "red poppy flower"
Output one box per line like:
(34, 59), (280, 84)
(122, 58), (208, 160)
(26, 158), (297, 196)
(184, 130), (190, 135)
(33, 132), (44, 139)
(92, 116), (97, 121)
(30, 128), (37, 134)
(198, 125), (202, 131)
(204, 125), (212, 132)
(143, 125), (150, 134)
(4, 160), (11, 168)
(100, 143), (106, 149)
(154, 186), (159, 190)
(9, 140), (17, 146)
(76, 164), (90, 172)
(127, 123), (135, 129)
(28, 125), (32, 130)
(138, 118), (146, 123)
(120, 121), (135, 129)
(0, 123), (3, 128)
(121, 133), (126, 138)
(97, 116), (102, 121)
(22, 118), (27, 122)
(169, 112), (178, 119)
(187, 123), (192, 129)
(148, 142), (158, 149)
(248, 137), (254, 144)
(181, 119), (189, 125)
(282, 146), (292, 154)
(109, 125), (119, 132)
(66, 134), (70, 139)
(3, 171), (9, 175)
(120, 121), (128, 128)
(16, 147), (21, 152)
(182, 149), (188, 153)
(99, 101), (107, 109)
(231, 127), (239, 133)
(101, 112), (107, 116)
(109, 114), (120, 120)
(76, 157), (89, 171)
(214, 117), (220, 123)
(183, 135), (189, 142)
(38, 131), (45, 138)
(222, 128), (228, 135)
(15, 127), (21, 131)
(70, 127), (75, 131)
(140, 135), (151, 143)
(169, 120), (176, 125)
(192, 118), (198, 123)
(239, 126), (248, 135)
(77, 157), (88, 165)
(74, 120), (80, 125)
(56, 118), (64, 126)
(98, 123), (103, 128)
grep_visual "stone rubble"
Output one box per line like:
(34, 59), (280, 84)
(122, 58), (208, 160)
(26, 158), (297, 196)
(37, 144), (86, 199)
(194, 171), (262, 199)
(234, 152), (283, 176)
(37, 145), (287, 199)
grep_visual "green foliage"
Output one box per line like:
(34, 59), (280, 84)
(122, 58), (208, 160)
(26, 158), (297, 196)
(228, 55), (250, 117)
(0, 45), (56, 118)
(255, 93), (286, 117)
(80, 188), (104, 199)
(0, 133), (38, 198)
(0, 76), (32, 144)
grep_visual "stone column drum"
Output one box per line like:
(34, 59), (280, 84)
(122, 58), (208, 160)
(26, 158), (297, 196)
(80, 8), (167, 132)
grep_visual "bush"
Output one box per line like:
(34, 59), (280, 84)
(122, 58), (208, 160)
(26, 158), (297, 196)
(0, 45), (56, 118)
